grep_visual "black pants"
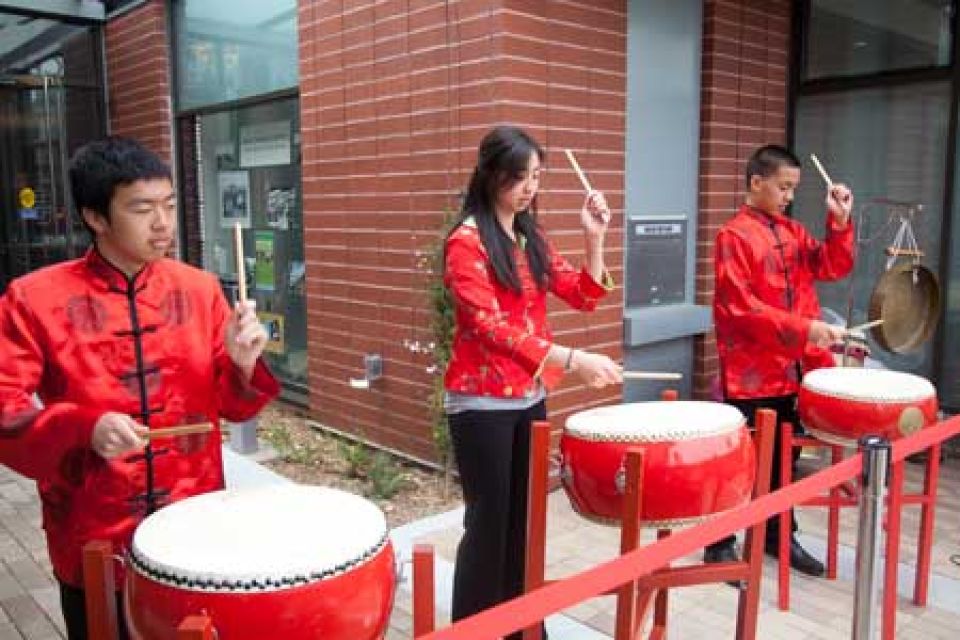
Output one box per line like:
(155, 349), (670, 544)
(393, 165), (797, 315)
(59, 581), (129, 640)
(707, 395), (802, 553)
(449, 401), (547, 640)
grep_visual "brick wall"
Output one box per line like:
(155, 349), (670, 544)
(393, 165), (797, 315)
(299, 0), (626, 462)
(695, 0), (792, 398)
(104, 0), (173, 163)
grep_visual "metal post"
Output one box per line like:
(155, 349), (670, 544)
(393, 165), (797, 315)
(852, 435), (891, 640)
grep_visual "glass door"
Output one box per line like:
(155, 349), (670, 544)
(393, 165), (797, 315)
(0, 73), (88, 292)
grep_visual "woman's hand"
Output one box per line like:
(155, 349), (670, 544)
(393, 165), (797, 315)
(581, 190), (611, 240)
(570, 349), (622, 388)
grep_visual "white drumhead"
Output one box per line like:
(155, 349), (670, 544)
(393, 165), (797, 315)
(802, 367), (935, 403)
(132, 485), (387, 589)
(565, 401), (745, 442)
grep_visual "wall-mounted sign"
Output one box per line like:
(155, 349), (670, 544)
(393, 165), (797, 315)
(240, 120), (290, 167)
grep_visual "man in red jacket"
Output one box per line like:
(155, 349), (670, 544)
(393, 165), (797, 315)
(706, 144), (853, 578)
(0, 137), (279, 638)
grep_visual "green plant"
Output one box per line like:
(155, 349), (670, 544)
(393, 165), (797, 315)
(367, 452), (407, 499)
(262, 425), (319, 465)
(338, 438), (371, 478)
(425, 208), (457, 493)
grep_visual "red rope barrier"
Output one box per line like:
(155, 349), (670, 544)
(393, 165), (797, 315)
(420, 413), (960, 640)
(420, 456), (861, 640)
(891, 413), (960, 462)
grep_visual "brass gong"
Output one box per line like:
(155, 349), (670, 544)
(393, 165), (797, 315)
(867, 261), (941, 353)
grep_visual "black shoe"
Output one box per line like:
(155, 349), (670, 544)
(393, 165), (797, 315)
(704, 542), (744, 588)
(765, 537), (825, 577)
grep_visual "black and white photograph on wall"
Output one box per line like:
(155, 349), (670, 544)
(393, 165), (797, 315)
(266, 186), (294, 230)
(218, 171), (250, 228)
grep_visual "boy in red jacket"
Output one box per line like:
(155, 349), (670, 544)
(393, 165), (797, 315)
(707, 144), (853, 577)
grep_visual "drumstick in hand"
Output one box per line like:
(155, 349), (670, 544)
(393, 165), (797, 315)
(144, 422), (214, 440)
(847, 318), (883, 334)
(622, 371), (683, 381)
(564, 149), (593, 193)
(810, 154), (833, 188)
(234, 221), (247, 304)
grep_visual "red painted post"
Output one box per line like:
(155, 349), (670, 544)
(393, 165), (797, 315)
(522, 420), (552, 640)
(82, 540), (119, 640)
(778, 422), (792, 611)
(413, 544), (436, 637)
(881, 460), (905, 640)
(914, 443), (940, 606)
(827, 444), (843, 579)
(737, 408), (776, 640)
(178, 615), (215, 640)
(614, 448), (644, 640)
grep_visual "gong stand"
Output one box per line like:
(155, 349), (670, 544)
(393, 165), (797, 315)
(842, 197), (923, 337)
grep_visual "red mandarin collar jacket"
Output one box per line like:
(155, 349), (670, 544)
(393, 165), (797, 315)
(714, 204), (854, 399)
(0, 249), (279, 586)
(444, 218), (612, 398)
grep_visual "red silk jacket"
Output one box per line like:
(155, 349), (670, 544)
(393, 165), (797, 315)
(714, 204), (854, 399)
(0, 249), (279, 586)
(444, 218), (611, 398)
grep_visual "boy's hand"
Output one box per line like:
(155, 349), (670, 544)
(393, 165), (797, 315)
(226, 300), (268, 381)
(827, 183), (853, 226)
(92, 413), (148, 459)
(808, 320), (846, 349)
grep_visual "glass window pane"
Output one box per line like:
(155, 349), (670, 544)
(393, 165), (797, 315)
(805, 0), (953, 79)
(793, 81), (949, 378)
(174, 0), (297, 111)
(197, 99), (307, 390)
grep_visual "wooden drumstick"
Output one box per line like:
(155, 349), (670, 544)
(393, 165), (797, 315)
(847, 318), (883, 334)
(622, 371), (683, 381)
(234, 221), (247, 304)
(810, 153), (834, 188)
(564, 149), (593, 193)
(144, 422), (215, 440)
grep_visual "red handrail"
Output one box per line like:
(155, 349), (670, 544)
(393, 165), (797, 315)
(418, 413), (960, 640)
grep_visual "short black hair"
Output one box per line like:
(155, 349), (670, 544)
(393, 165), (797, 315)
(69, 136), (171, 234)
(745, 144), (800, 188)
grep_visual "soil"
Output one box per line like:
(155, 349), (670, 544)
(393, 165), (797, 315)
(255, 404), (463, 528)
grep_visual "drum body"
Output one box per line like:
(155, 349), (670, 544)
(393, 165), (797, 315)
(799, 368), (938, 446)
(125, 485), (395, 640)
(560, 401), (754, 528)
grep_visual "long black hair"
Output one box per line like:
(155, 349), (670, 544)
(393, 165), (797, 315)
(450, 125), (550, 293)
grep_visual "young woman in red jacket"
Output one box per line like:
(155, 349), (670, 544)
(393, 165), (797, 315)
(443, 125), (621, 637)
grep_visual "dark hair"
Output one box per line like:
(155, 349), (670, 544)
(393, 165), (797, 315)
(744, 144), (801, 188)
(450, 125), (550, 293)
(69, 136), (171, 234)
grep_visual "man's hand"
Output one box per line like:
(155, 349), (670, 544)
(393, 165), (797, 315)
(225, 300), (268, 382)
(91, 413), (148, 459)
(808, 320), (847, 349)
(827, 183), (854, 226)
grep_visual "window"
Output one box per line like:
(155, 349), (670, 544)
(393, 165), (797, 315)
(793, 81), (950, 378)
(195, 98), (307, 392)
(173, 0), (297, 111)
(804, 0), (953, 79)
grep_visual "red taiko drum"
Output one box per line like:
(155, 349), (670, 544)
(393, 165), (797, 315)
(799, 368), (938, 446)
(560, 401), (755, 528)
(125, 485), (395, 640)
